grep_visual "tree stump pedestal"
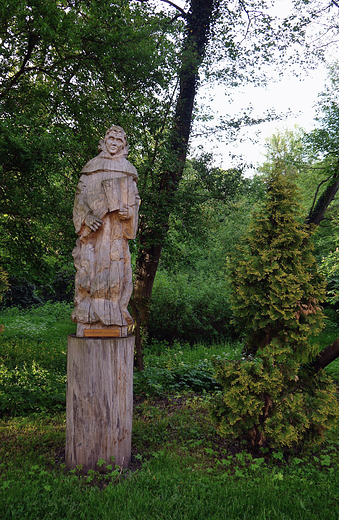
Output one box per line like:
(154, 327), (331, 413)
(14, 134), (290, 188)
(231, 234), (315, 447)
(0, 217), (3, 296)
(65, 334), (134, 472)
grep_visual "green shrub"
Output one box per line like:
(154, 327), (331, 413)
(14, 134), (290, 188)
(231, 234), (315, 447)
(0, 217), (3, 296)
(2, 276), (42, 308)
(134, 360), (221, 396)
(149, 271), (236, 344)
(0, 267), (9, 304)
(2, 270), (74, 309)
(212, 162), (339, 448)
(212, 342), (339, 447)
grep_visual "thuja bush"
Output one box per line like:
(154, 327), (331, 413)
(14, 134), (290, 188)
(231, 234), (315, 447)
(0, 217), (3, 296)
(212, 162), (339, 448)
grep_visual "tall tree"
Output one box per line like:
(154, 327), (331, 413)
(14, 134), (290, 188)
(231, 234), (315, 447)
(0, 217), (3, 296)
(131, 0), (329, 369)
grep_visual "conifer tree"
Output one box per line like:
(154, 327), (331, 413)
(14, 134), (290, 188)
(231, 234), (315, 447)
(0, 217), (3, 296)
(212, 162), (339, 448)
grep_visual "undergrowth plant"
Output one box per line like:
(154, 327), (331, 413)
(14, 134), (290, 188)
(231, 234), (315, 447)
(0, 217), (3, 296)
(320, 249), (339, 307)
(212, 162), (339, 448)
(0, 268), (9, 333)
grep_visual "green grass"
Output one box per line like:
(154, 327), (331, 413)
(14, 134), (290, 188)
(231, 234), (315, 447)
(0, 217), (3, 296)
(0, 303), (74, 416)
(0, 301), (76, 342)
(1, 302), (339, 519)
(2, 453), (339, 519)
(1, 405), (339, 519)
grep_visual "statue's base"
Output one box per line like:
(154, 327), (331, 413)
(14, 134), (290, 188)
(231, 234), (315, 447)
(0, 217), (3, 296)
(65, 335), (134, 472)
(76, 323), (128, 337)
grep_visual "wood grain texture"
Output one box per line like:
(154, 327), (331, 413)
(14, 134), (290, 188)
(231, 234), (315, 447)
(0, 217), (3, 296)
(66, 335), (134, 472)
(71, 126), (140, 334)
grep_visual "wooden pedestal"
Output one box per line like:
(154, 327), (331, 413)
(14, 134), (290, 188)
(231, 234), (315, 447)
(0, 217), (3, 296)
(65, 334), (134, 472)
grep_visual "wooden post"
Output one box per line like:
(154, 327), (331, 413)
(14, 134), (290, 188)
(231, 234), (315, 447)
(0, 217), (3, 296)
(65, 334), (134, 472)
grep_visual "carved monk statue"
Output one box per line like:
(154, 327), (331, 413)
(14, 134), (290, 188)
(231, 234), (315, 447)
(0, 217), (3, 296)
(71, 125), (140, 337)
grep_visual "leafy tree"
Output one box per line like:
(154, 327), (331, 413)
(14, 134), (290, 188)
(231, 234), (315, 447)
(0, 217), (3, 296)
(303, 63), (339, 229)
(319, 249), (339, 308)
(160, 155), (246, 272)
(146, 155), (247, 345)
(131, 0), (327, 368)
(212, 162), (339, 448)
(258, 63), (339, 371)
(0, 0), (178, 291)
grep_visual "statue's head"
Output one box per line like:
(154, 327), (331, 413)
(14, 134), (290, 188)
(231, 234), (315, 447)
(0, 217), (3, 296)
(101, 125), (128, 158)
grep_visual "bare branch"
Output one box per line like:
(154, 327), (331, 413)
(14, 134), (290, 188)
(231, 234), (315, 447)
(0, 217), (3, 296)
(332, 0), (339, 8)
(238, 0), (252, 42)
(136, 0), (187, 18)
(0, 33), (38, 99)
(159, 0), (187, 16)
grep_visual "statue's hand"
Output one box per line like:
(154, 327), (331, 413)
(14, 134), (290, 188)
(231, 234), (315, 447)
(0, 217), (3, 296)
(85, 214), (103, 231)
(118, 205), (131, 221)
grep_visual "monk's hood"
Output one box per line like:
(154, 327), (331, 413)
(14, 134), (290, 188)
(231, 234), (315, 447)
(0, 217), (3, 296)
(81, 153), (138, 181)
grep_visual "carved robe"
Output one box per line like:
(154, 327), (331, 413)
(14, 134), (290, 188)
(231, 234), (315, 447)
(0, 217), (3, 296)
(71, 153), (139, 329)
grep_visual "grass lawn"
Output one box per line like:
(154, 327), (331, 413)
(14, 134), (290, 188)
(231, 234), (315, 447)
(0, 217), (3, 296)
(1, 302), (339, 519)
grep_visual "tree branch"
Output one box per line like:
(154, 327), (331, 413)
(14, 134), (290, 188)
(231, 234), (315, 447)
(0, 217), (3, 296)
(313, 337), (339, 371)
(307, 175), (333, 219)
(159, 0), (187, 16)
(0, 33), (38, 99)
(306, 156), (339, 226)
(136, 0), (187, 18)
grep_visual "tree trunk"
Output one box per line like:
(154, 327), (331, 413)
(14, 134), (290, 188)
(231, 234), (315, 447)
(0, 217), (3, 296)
(66, 335), (134, 472)
(131, 0), (220, 369)
(305, 160), (339, 370)
(313, 337), (339, 371)
(306, 156), (339, 226)
(306, 177), (339, 226)
(130, 241), (162, 371)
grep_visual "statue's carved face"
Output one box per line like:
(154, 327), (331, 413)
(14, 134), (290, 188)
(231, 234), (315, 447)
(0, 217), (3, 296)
(105, 132), (125, 156)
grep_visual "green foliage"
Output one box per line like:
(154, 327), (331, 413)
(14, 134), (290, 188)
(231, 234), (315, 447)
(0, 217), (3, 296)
(1, 302), (339, 518)
(319, 249), (339, 307)
(0, 0), (179, 285)
(134, 360), (221, 397)
(212, 344), (339, 447)
(0, 301), (75, 342)
(0, 268), (9, 304)
(260, 124), (339, 264)
(149, 271), (236, 344)
(1, 276), (42, 308)
(212, 163), (339, 448)
(134, 342), (244, 396)
(229, 162), (326, 359)
(0, 302), (74, 416)
(160, 156), (246, 274)
(0, 362), (66, 417)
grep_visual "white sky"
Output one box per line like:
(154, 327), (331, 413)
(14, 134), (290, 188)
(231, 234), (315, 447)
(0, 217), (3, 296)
(190, 62), (328, 174)
(186, 0), (337, 175)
